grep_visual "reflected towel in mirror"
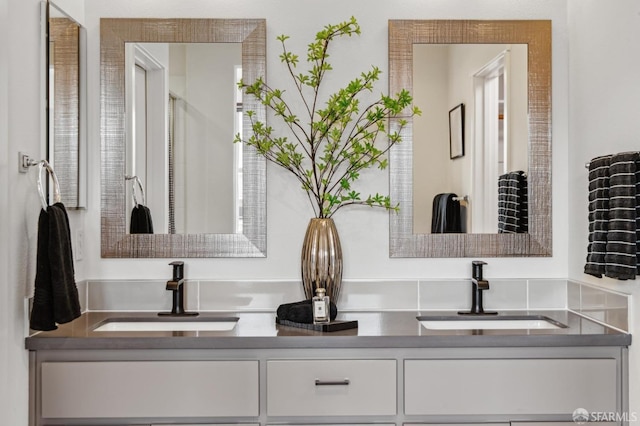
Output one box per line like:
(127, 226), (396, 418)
(498, 171), (528, 233)
(431, 193), (461, 233)
(130, 205), (154, 234)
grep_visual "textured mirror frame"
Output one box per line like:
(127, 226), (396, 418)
(101, 19), (266, 257)
(389, 20), (551, 257)
(45, 1), (87, 208)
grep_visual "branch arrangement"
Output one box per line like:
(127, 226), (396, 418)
(235, 17), (420, 218)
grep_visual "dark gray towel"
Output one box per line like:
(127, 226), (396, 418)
(30, 203), (81, 331)
(498, 171), (528, 233)
(431, 193), (461, 233)
(277, 299), (338, 324)
(584, 155), (611, 278)
(130, 204), (154, 234)
(604, 152), (639, 280)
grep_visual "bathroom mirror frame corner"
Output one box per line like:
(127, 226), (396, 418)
(100, 18), (267, 258)
(388, 19), (552, 258)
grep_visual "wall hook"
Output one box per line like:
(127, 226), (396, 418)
(19, 152), (39, 173)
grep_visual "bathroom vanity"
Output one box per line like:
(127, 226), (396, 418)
(26, 310), (628, 426)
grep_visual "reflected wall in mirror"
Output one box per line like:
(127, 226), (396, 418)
(389, 20), (551, 257)
(46, 1), (86, 208)
(101, 19), (266, 257)
(125, 42), (242, 235)
(413, 43), (528, 234)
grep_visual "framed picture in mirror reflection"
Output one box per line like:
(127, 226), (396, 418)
(449, 103), (464, 159)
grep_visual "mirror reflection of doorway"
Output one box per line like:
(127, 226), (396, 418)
(126, 44), (167, 233)
(472, 50), (509, 234)
(126, 42), (243, 235)
(412, 43), (528, 234)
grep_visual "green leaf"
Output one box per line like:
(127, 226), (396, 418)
(235, 17), (417, 218)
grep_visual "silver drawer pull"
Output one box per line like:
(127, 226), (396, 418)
(315, 379), (350, 386)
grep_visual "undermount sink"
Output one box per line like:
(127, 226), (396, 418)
(93, 317), (239, 332)
(417, 315), (567, 330)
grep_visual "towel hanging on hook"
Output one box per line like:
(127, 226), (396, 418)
(125, 175), (146, 207)
(125, 175), (154, 234)
(28, 159), (81, 330)
(37, 160), (62, 210)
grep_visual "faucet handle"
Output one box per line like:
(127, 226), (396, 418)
(471, 260), (487, 280)
(169, 261), (184, 280)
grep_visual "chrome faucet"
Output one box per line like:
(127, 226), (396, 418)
(459, 260), (497, 315)
(159, 261), (198, 317)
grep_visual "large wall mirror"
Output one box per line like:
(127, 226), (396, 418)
(389, 20), (551, 257)
(101, 19), (266, 257)
(45, 0), (86, 208)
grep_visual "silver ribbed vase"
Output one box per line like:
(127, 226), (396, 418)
(301, 218), (343, 301)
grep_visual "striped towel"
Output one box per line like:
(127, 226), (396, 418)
(498, 171), (528, 233)
(584, 155), (611, 278)
(603, 152), (640, 280)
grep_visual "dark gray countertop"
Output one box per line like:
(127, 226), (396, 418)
(25, 310), (631, 350)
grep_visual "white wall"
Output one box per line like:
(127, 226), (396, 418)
(83, 0), (569, 282)
(0, 0), (10, 422)
(50, 0), (84, 26)
(3, 0), (48, 424)
(182, 43), (238, 234)
(566, 0), (640, 418)
(413, 45), (450, 233)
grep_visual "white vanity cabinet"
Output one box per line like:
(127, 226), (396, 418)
(30, 346), (628, 426)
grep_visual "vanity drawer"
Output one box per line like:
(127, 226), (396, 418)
(404, 358), (617, 416)
(41, 361), (259, 418)
(267, 359), (396, 416)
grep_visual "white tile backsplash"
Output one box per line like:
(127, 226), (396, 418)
(528, 279), (567, 310)
(76, 280), (87, 312)
(419, 280), (469, 311)
(82, 278), (629, 333)
(337, 280), (418, 311)
(88, 280), (180, 311)
(568, 280), (630, 332)
(567, 280), (581, 311)
(85, 278), (570, 313)
(199, 280), (304, 311)
(483, 279), (528, 311)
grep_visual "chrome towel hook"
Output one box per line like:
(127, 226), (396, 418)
(125, 175), (146, 207)
(37, 160), (62, 210)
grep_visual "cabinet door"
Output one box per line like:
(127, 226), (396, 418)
(41, 361), (259, 419)
(267, 359), (396, 416)
(405, 358), (617, 416)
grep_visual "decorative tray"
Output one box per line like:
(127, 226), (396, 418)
(276, 318), (358, 332)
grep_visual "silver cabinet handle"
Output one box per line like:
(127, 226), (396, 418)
(315, 379), (350, 386)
